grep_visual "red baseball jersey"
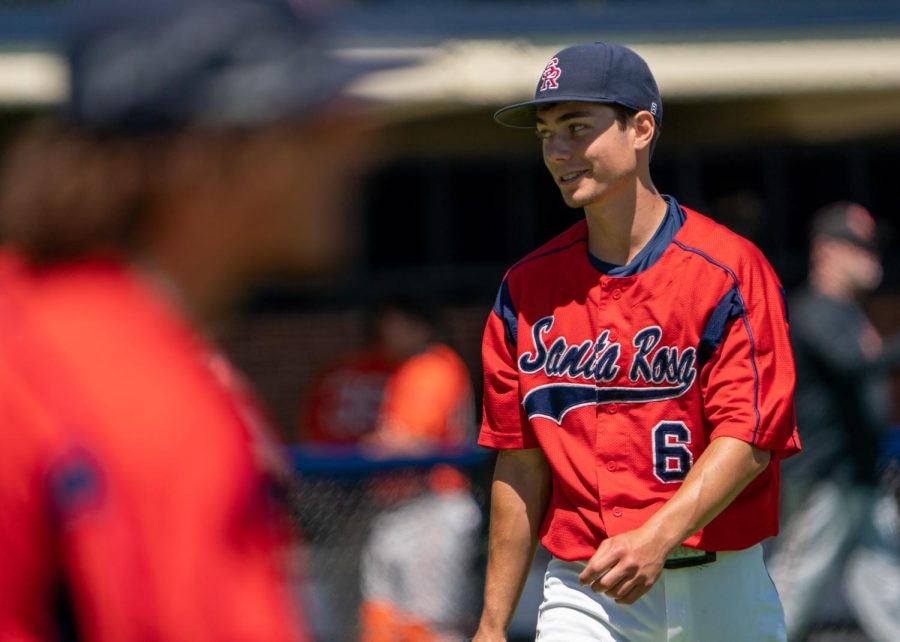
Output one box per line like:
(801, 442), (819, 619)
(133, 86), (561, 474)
(0, 254), (308, 642)
(302, 349), (395, 444)
(479, 197), (800, 561)
(302, 344), (473, 447)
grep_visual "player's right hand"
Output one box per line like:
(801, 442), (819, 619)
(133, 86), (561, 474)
(577, 526), (669, 605)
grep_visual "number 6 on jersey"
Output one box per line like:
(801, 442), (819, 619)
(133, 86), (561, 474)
(653, 421), (693, 482)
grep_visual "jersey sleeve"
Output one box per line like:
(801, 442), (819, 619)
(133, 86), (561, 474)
(0, 366), (141, 642)
(0, 369), (63, 641)
(699, 250), (800, 457)
(478, 280), (538, 450)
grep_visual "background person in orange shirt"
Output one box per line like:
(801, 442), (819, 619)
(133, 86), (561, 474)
(302, 297), (474, 449)
(301, 297), (481, 641)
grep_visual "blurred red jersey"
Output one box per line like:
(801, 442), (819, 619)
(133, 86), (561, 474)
(302, 345), (473, 447)
(302, 349), (395, 444)
(0, 254), (308, 642)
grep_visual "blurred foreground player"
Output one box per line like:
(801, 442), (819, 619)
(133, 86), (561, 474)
(0, 2), (380, 640)
(473, 43), (799, 642)
(768, 202), (900, 642)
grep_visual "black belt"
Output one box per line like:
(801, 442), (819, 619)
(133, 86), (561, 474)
(664, 545), (717, 569)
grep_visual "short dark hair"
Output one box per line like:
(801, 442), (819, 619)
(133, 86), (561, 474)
(610, 104), (661, 157)
(609, 103), (637, 127)
(0, 122), (161, 263)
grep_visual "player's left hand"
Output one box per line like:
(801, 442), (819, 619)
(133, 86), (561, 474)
(577, 527), (670, 605)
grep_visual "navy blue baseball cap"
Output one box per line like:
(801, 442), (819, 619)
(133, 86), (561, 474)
(494, 42), (662, 129)
(67, 0), (395, 132)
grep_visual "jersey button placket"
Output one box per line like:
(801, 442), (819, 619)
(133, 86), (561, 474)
(594, 274), (620, 529)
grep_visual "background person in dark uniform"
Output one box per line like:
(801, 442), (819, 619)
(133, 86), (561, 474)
(768, 201), (900, 642)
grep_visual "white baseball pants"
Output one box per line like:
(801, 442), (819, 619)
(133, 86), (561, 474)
(535, 544), (785, 642)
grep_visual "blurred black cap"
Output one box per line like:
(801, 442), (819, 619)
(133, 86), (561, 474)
(67, 0), (385, 132)
(810, 201), (881, 251)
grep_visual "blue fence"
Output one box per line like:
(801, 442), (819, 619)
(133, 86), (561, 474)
(288, 430), (900, 642)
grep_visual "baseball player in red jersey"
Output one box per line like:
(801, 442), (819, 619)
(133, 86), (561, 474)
(0, 257), (304, 642)
(0, 1), (383, 640)
(472, 43), (800, 642)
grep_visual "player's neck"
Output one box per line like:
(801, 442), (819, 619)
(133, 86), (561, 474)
(583, 180), (667, 267)
(134, 215), (246, 325)
(134, 249), (242, 326)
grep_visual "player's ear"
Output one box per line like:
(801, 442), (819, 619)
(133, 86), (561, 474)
(632, 111), (656, 152)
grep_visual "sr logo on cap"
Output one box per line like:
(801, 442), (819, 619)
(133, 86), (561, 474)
(540, 57), (561, 92)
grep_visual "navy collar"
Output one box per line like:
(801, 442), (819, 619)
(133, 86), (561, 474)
(588, 195), (685, 276)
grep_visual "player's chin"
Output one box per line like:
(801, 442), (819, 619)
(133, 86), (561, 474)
(558, 185), (606, 210)
(558, 189), (591, 209)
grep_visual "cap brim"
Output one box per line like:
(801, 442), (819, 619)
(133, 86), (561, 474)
(493, 95), (629, 128)
(67, 1), (412, 132)
(493, 100), (543, 128)
(824, 230), (882, 252)
(296, 54), (410, 113)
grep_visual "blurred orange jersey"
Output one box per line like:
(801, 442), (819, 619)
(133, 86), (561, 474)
(377, 344), (474, 447)
(0, 255), (308, 642)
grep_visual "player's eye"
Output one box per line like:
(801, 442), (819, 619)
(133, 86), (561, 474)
(569, 123), (588, 134)
(535, 128), (552, 140)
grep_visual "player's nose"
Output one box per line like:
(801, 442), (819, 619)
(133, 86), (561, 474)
(542, 136), (572, 165)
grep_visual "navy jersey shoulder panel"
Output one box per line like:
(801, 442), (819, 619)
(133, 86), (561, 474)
(588, 195), (686, 276)
(492, 279), (518, 346)
(779, 286), (790, 324)
(672, 239), (762, 443)
(698, 285), (745, 366)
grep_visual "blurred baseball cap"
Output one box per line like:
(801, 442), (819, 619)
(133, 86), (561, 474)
(810, 201), (882, 251)
(494, 42), (662, 129)
(67, 0), (396, 132)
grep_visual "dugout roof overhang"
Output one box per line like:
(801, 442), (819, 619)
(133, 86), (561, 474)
(342, 36), (900, 146)
(5, 1), (900, 147)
